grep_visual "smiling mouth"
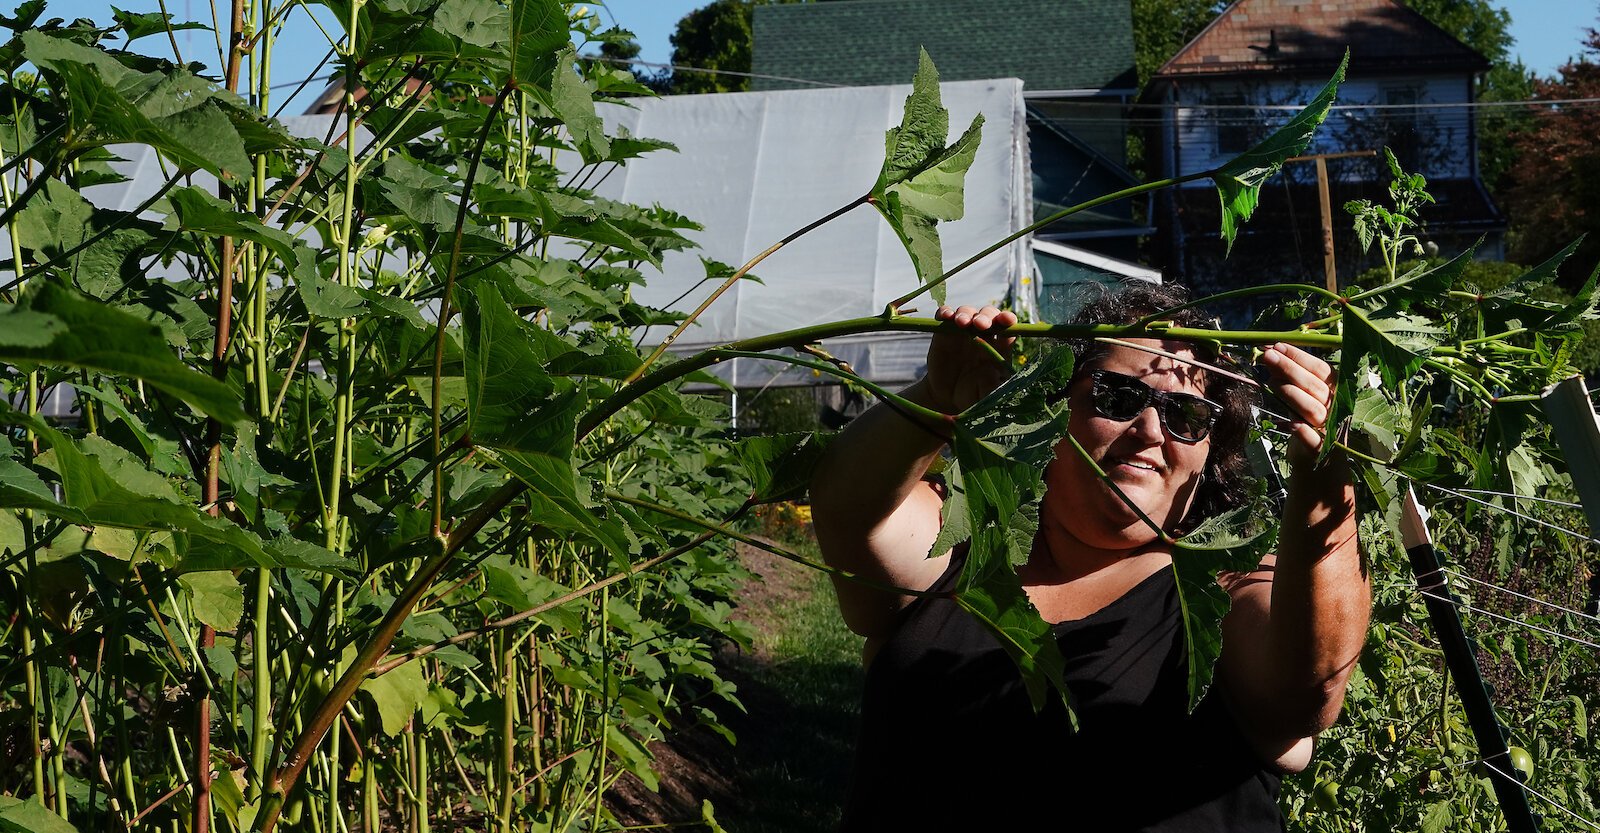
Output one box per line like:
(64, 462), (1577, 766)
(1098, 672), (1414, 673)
(1110, 458), (1162, 475)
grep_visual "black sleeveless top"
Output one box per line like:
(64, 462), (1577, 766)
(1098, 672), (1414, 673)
(840, 550), (1285, 832)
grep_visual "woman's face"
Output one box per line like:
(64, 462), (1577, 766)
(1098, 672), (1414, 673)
(1044, 340), (1214, 551)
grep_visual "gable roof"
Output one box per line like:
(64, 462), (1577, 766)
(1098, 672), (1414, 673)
(752, 0), (1135, 93)
(1154, 0), (1489, 79)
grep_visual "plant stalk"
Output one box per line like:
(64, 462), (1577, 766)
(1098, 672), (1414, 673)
(626, 194), (870, 383)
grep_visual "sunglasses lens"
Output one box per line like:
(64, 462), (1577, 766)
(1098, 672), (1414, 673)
(1093, 375), (1149, 421)
(1090, 370), (1219, 443)
(1163, 397), (1216, 441)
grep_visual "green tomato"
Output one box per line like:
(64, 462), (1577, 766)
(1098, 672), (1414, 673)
(1313, 780), (1341, 812)
(1508, 746), (1534, 781)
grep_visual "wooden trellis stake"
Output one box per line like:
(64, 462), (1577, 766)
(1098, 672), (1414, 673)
(1400, 488), (1541, 833)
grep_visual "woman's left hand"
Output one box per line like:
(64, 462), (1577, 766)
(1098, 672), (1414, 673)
(1258, 343), (1337, 466)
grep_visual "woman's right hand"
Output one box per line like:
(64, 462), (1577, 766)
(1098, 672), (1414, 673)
(921, 305), (1017, 414)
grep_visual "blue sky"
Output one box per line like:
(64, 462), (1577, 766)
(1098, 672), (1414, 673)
(68, 1), (1600, 115)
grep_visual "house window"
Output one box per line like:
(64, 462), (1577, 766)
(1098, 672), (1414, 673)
(1384, 87), (1421, 171)
(1214, 93), (1256, 155)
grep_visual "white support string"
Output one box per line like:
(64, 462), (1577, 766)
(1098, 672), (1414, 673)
(1448, 488), (1584, 510)
(1478, 759), (1600, 832)
(1441, 568), (1600, 627)
(1418, 589), (1600, 652)
(1420, 482), (1600, 547)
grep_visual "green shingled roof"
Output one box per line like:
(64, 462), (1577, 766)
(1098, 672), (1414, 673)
(752, 0), (1136, 93)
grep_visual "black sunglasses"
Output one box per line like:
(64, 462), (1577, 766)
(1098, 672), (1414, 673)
(1084, 369), (1222, 444)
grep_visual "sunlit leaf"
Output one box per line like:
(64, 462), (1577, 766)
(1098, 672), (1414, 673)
(1169, 506), (1277, 710)
(944, 346), (1076, 711)
(870, 49), (984, 305)
(180, 570), (245, 631)
(360, 658), (427, 735)
(1211, 52), (1346, 254)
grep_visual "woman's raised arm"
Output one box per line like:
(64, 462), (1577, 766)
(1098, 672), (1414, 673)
(810, 305), (1016, 638)
(1219, 343), (1370, 768)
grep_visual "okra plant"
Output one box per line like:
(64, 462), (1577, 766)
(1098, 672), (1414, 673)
(0, 2), (1591, 833)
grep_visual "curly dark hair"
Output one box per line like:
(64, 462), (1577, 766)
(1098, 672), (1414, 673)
(1063, 281), (1259, 531)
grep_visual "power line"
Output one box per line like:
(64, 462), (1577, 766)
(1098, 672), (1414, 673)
(586, 55), (848, 88)
(1419, 589), (1600, 652)
(1442, 568), (1600, 626)
(1031, 97), (1600, 111)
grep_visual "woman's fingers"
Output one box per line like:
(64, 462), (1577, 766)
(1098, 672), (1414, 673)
(1259, 343), (1338, 460)
(1261, 343), (1333, 424)
(937, 305), (1016, 332)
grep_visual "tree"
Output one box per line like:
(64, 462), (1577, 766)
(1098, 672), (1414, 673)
(662, 0), (841, 95)
(668, 0), (755, 94)
(1502, 25), (1600, 286)
(1396, 0), (1535, 191)
(1130, 0), (1225, 89)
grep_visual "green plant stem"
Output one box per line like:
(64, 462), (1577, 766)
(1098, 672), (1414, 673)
(707, 348), (950, 424)
(583, 318), (1342, 437)
(250, 569), (272, 800)
(430, 83), (511, 536)
(497, 634), (517, 833)
(886, 171), (1210, 312)
(626, 194), (870, 384)
(1134, 282), (1343, 328)
(1062, 434), (1173, 545)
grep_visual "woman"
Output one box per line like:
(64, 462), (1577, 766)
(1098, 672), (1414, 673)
(810, 283), (1369, 830)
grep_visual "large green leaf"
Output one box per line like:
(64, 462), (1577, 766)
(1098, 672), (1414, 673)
(504, 0), (568, 86)
(870, 49), (985, 305)
(944, 346), (1076, 711)
(3, 280), (244, 424)
(735, 432), (831, 504)
(0, 411), (272, 570)
(460, 281), (630, 557)
(180, 570), (245, 631)
(1211, 53), (1347, 254)
(1327, 303), (1443, 453)
(535, 46), (610, 162)
(0, 795), (79, 833)
(1168, 506), (1277, 710)
(22, 31), (256, 179)
(361, 659), (428, 735)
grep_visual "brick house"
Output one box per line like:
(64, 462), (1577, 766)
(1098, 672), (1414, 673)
(1144, 0), (1506, 311)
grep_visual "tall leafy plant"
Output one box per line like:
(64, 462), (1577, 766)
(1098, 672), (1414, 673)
(0, 4), (1590, 833)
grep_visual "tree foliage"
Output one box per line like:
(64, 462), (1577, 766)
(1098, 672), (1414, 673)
(668, 0), (756, 94)
(1396, 0), (1535, 192)
(1130, 0), (1224, 88)
(1503, 24), (1600, 287)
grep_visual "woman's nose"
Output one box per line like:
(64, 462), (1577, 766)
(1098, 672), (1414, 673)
(1128, 404), (1165, 442)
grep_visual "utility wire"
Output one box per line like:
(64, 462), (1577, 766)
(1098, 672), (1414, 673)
(586, 55), (848, 88)
(1031, 96), (1600, 111)
(1478, 759), (1600, 832)
(1449, 488), (1584, 510)
(1419, 588), (1600, 652)
(1422, 482), (1600, 547)
(1442, 568), (1600, 627)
